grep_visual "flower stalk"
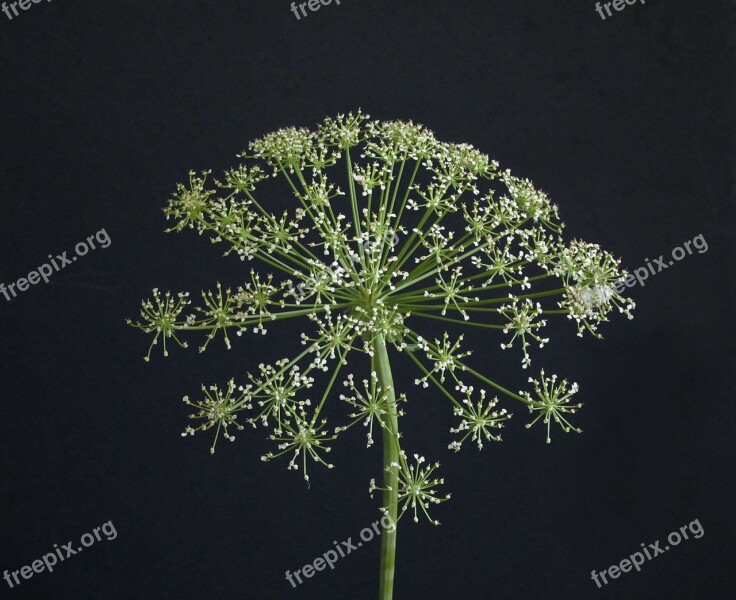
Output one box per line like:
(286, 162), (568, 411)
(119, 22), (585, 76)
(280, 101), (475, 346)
(374, 332), (399, 600)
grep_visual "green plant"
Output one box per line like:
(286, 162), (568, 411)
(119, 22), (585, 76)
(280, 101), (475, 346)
(128, 111), (634, 599)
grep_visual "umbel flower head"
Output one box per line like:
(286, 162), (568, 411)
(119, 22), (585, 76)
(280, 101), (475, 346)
(128, 111), (634, 524)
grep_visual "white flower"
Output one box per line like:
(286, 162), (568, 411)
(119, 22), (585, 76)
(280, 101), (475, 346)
(131, 112), (634, 522)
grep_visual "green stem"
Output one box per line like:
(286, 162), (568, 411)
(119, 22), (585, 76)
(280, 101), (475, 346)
(374, 333), (399, 600)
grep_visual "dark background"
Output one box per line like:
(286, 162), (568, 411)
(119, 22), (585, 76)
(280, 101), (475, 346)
(1, 1), (734, 598)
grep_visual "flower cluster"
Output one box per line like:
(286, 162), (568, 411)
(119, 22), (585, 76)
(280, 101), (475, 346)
(449, 385), (511, 452)
(129, 111), (634, 523)
(370, 454), (450, 525)
(337, 372), (406, 448)
(523, 370), (582, 444)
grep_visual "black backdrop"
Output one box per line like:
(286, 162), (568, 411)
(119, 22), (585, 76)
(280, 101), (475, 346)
(1, 1), (734, 599)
